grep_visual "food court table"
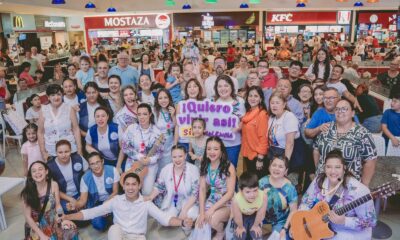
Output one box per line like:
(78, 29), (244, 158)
(370, 156), (400, 239)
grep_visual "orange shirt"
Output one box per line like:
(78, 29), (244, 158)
(155, 71), (166, 86)
(241, 108), (269, 160)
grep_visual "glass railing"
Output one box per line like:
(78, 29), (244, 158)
(14, 80), (62, 102)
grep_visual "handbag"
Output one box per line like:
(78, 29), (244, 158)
(25, 182), (51, 240)
(2, 109), (27, 135)
(188, 223), (212, 240)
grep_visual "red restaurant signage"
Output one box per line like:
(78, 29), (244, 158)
(357, 11), (397, 28)
(84, 14), (171, 30)
(266, 11), (338, 25)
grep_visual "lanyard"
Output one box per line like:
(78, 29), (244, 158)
(139, 126), (151, 154)
(173, 166), (184, 207)
(208, 163), (219, 195)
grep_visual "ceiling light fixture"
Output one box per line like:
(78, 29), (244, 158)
(296, 2), (306, 7)
(165, 0), (176, 6)
(240, 3), (249, 8)
(336, 0), (348, 2)
(85, 2), (96, 8)
(249, 0), (260, 3)
(107, 7), (117, 12)
(296, 0), (308, 3)
(366, 0), (379, 3)
(354, 1), (364, 7)
(182, 3), (192, 9)
(205, 0), (218, 4)
(52, 0), (66, 4)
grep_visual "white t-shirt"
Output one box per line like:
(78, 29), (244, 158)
(327, 81), (348, 97)
(56, 158), (89, 196)
(85, 126), (123, 160)
(80, 167), (120, 202)
(141, 92), (155, 107)
(268, 111), (300, 149)
(25, 107), (40, 121)
(205, 75), (239, 99)
(63, 95), (79, 107)
(87, 103), (100, 129)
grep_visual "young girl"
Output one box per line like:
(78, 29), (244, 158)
(189, 118), (207, 168)
(196, 137), (236, 240)
(21, 123), (44, 176)
(310, 86), (324, 117)
(305, 48), (332, 81)
(166, 62), (184, 104)
(76, 56), (95, 90)
(25, 94), (41, 123)
(154, 89), (176, 173)
(138, 74), (155, 107)
(259, 155), (298, 240)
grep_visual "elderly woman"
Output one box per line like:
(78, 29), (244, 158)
(38, 84), (82, 160)
(313, 99), (377, 186)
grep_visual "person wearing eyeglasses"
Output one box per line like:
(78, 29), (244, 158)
(313, 99), (377, 186)
(74, 152), (120, 231)
(108, 52), (139, 87)
(304, 87), (340, 139)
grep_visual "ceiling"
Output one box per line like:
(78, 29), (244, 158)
(0, 0), (398, 16)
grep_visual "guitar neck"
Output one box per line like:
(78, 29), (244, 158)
(334, 193), (373, 216)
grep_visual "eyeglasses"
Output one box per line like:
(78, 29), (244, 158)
(258, 65), (268, 68)
(334, 107), (349, 113)
(323, 96), (338, 102)
(89, 161), (102, 167)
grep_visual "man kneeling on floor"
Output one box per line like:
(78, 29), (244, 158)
(63, 172), (193, 239)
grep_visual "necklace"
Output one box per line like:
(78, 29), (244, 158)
(321, 179), (344, 197)
(173, 166), (184, 207)
(160, 109), (172, 135)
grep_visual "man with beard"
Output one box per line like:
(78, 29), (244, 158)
(204, 56), (239, 99)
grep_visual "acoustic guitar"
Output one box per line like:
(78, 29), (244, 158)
(290, 181), (399, 240)
(120, 134), (165, 186)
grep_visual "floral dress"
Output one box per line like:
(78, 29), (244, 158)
(154, 110), (175, 172)
(205, 165), (230, 210)
(26, 192), (78, 240)
(299, 177), (377, 239)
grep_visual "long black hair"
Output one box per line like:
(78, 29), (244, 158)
(137, 102), (155, 125)
(312, 48), (331, 81)
(26, 94), (39, 108)
(20, 161), (52, 211)
(244, 86), (267, 112)
(84, 81), (109, 107)
(154, 89), (174, 120)
(200, 136), (231, 178)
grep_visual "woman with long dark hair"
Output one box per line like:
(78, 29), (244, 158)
(305, 48), (332, 81)
(196, 137), (236, 240)
(21, 161), (78, 240)
(299, 149), (376, 239)
(113, 85), (139, 132)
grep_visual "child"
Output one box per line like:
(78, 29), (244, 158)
(189, 118), (207, 168)
(25, 94), (41, 123)
(165, 62), (183, 104)
(297, 84), (313, 121)
(382, 92), (400, 147)
(232, 171), (267, 240)
(76, 55), (95, 90)
(34, 69), (44, 84)
(21, 123), (44, 176)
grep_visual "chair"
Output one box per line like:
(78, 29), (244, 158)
(372, 134), (386, 157)
(0, 114), (23, 158)
(386, 138), (400, 157)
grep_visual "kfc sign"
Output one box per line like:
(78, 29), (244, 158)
(271, 13), (293, 23)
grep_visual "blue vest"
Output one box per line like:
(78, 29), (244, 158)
(89, 122), (120, 162)
(79, 102), (90, 132)
(82, 165), (115, 208)
(47, 153), (84, 194)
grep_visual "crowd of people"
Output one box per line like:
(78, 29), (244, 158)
(1, 34), (399, 240)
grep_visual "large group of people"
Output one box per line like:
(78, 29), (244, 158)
(5, 35), (399, 240)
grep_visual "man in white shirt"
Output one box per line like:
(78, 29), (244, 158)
(326, 64), (362, 112)
(31, 46), (46, 65)
(64, 172), (193, 240)
(204, 56), (239, 99)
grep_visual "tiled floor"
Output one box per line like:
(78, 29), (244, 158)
(0, 145), (399, 239)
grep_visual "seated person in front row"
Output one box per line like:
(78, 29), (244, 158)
(381, 92), (400, 147)
(63, 172), (193, 240)
(47, 139), (88, 214)
(232, 171), (267, 240)
(299, 149), (376, 239)
(74, 152), (120, 231)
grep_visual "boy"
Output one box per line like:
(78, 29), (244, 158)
(35, 69), (44, 84)
(64, 172), (193, 240)
(232, 171), (267, 240)
(382, 92), (400, 147)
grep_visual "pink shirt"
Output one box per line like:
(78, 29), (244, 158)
(21, 141), (44, 168)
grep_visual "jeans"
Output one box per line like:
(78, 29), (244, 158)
(362, 115), (382, 133)
(226, 145), (241, 168)
(91, 201), (113, 231)
(233, 213), (263, 240)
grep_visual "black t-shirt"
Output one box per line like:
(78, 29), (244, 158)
(162, 49), (175, 61)
(291, 78), (310, 100)
(356, 94), (382, 122)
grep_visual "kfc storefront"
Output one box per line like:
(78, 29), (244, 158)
(84, 13), (171, 51)
(356, 11), (398, 43)
(265, 11), (352, 41)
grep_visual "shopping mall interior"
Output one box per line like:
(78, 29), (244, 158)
(0, 0), (399, 239)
